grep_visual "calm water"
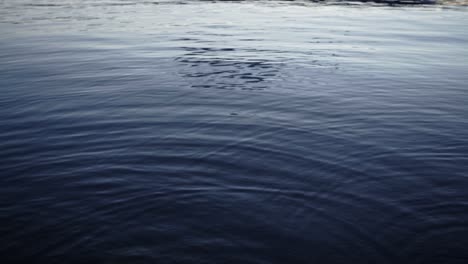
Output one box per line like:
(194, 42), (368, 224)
(1, 0), (468, 263)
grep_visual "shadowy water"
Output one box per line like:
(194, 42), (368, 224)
(1, 1), (468, 263)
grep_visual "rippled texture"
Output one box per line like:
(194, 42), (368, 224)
(1, 1), (468, 263)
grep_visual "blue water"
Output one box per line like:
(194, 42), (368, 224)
(1, 1), (468, 263)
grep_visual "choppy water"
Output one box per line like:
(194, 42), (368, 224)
(1, 0), (468, 263)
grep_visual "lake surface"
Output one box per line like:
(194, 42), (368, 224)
(1, 0), (468, 263)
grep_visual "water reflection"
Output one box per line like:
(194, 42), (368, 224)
(176, 46), (283, 90)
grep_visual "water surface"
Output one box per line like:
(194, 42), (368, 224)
(1, 1), (468, 263)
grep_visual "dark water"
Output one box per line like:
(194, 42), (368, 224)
(1, 1), (468, 263)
